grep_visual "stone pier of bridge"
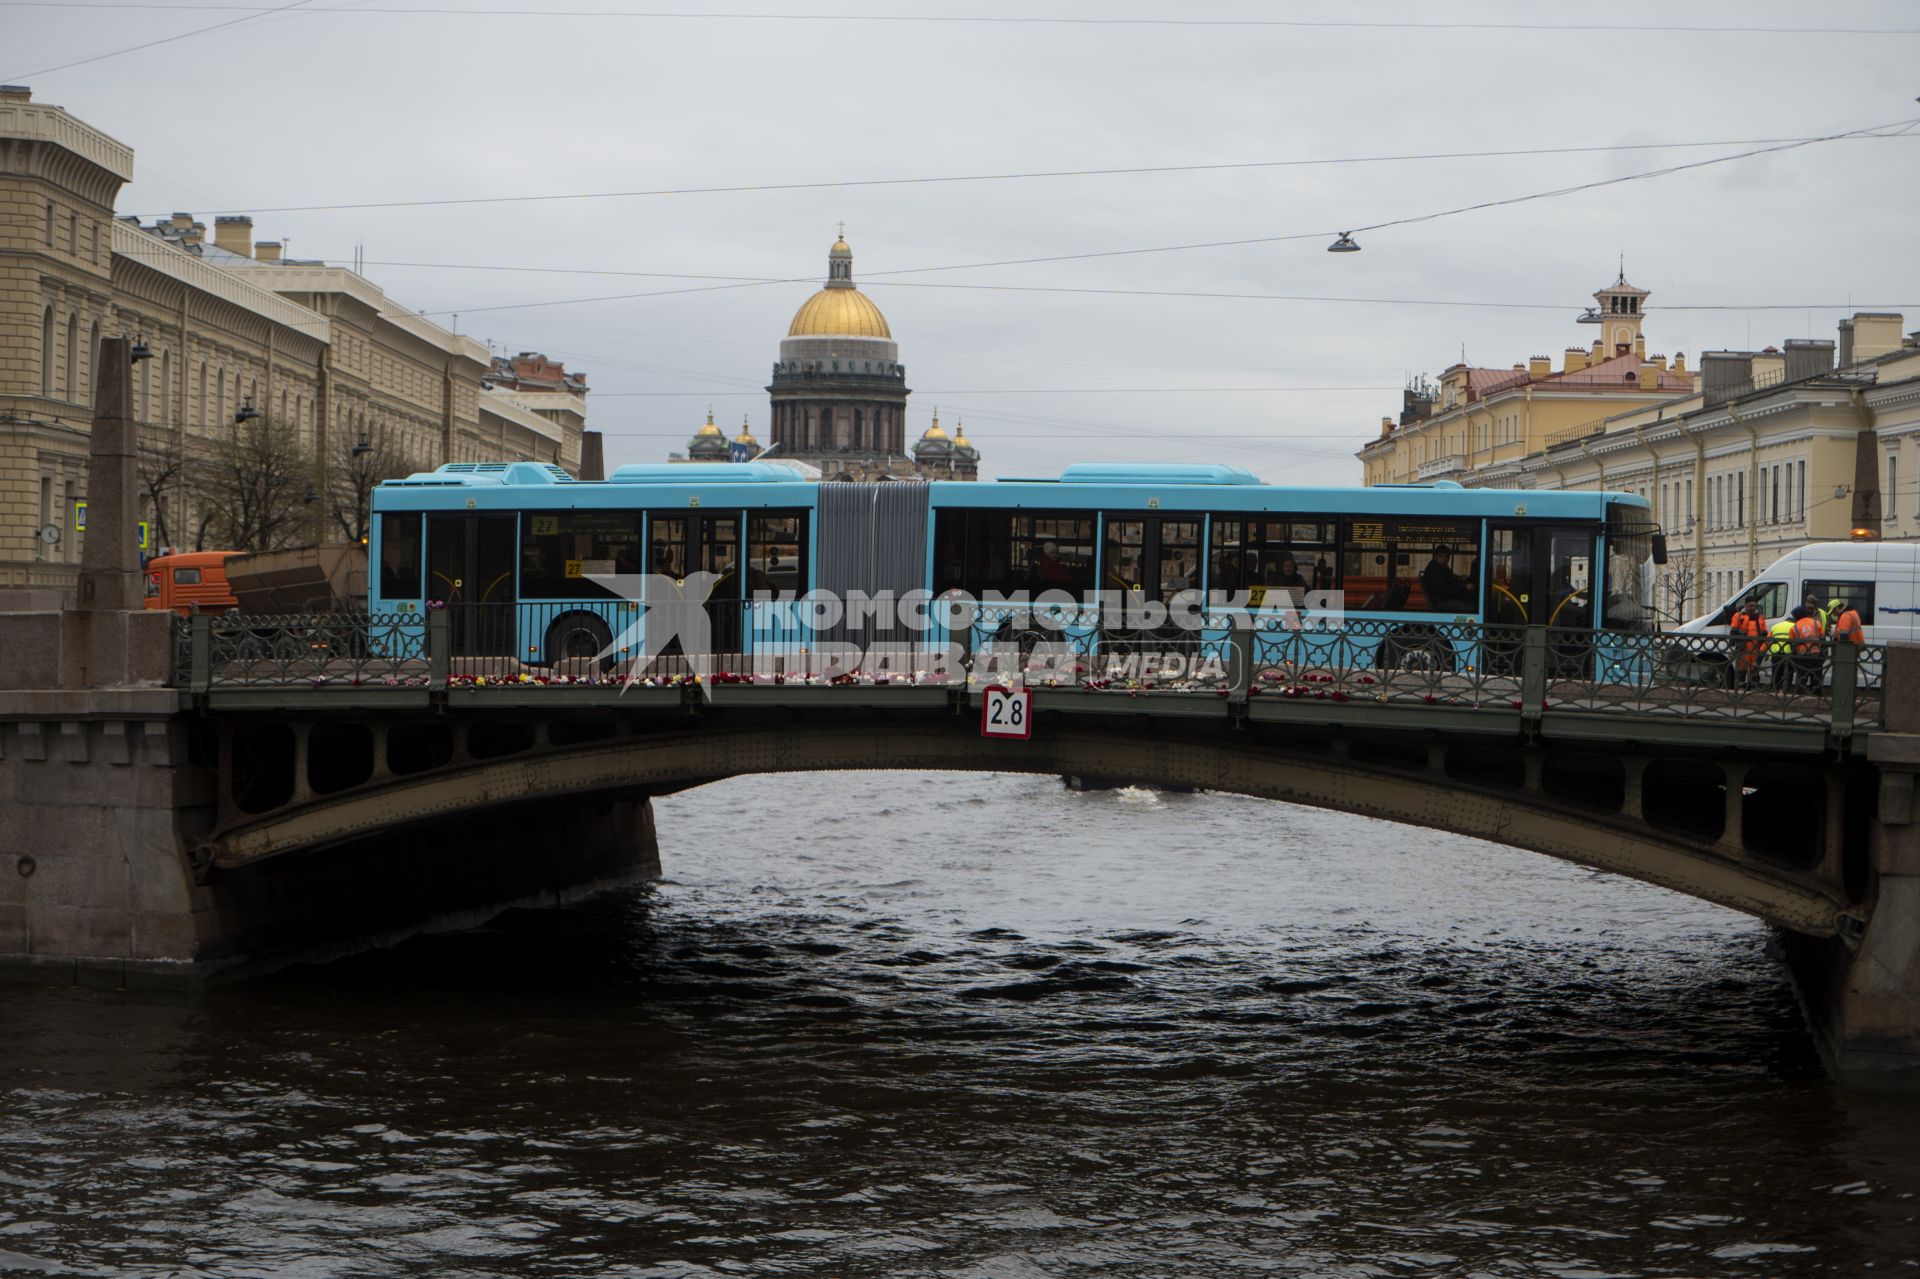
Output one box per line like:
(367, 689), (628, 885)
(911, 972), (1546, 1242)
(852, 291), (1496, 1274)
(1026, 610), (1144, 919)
(0, 341), (659, 986)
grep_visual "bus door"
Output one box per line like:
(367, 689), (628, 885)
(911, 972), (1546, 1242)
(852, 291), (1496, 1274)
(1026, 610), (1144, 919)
(701, 515), (743, 655)
(643, 514), (741, 658)
(425, 514), (518, 656)
(1485, 525), (1596, 629)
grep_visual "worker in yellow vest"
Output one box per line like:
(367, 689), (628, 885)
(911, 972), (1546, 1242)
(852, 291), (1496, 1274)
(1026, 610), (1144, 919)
(1767, 617), (1797, 690)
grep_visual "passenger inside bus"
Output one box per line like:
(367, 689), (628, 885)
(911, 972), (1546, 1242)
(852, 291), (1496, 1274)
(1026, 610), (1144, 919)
(1420, 544), (1474, 612)
(1267, 555), (1309, 593)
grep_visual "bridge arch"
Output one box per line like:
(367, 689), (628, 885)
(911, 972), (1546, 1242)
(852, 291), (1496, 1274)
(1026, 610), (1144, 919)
(206, 715), (1859, 939)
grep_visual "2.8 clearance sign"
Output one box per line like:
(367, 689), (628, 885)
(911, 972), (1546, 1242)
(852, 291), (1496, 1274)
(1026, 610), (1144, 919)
(980, 686), (1032, 740)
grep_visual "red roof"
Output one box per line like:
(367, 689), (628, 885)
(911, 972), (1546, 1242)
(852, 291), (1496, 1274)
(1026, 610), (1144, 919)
(1451, 351), (1692, 405)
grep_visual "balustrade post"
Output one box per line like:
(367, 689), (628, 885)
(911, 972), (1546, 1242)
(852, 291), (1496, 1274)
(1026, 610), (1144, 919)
(428, 608), (451, 688)
(1228, 621), (1253, 703)
(1520, 625), (1548, 727)
(189, 614), (212, 694)
(1831, 641), (1857, 740)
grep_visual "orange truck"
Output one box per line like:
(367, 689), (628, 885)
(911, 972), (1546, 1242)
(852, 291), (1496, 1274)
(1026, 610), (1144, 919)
(144, 544), (368, 616)
(143, 551), (240, 615)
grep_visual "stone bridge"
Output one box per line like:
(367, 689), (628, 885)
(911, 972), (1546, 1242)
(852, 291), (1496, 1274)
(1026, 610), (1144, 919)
(5, 603), (1919, 1076)
(3, 342), (1917, 1077)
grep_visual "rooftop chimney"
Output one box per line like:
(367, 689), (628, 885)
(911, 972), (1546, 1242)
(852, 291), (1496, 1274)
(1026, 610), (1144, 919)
(254, 240), (282, 263)
(1784, 338), (1835, 382)
(213, 215), (253, 259)
(1852, 312), (1905, 364)
(1563, 347), (1589, 373)
(1379, 416), (1394, 439)
(1672, 352), (1687, 374)
(1638, 363), (1659, 391)
(1528, 355), (1551, 379)
(169, 211), (192, 231)
(1701, 351), (1753, 407)
(0, 86), (31, 103)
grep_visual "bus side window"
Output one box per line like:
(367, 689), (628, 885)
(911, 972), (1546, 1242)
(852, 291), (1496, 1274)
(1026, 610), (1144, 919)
(378, 513), (423, 599)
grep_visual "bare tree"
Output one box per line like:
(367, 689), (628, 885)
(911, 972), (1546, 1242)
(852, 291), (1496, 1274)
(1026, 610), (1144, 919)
(1659, 546), (1701, 622)
(137, 428), (187, 552)
(191, 416), (314, 553)
(328, 421), (422, 544)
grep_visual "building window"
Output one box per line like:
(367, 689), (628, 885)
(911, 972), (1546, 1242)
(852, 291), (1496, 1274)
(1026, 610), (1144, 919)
(1685, 479), (1693, 527)
(40, 306), (53, 394)
(67, 212), (77, 255)
(64, 313), (78, 401)
(45, 201), (53, 246)
(1737, 472), (1744, 527)
(1889, 456), (1899, 523)
(160, 351), (171, 424)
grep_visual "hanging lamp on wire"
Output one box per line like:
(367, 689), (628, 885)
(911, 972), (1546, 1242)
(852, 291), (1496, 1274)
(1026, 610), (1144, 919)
(1327, 232), (1360, 253)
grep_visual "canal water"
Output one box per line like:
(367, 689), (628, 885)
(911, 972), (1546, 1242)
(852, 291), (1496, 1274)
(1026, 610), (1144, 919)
(2, 772), (1916, 1277)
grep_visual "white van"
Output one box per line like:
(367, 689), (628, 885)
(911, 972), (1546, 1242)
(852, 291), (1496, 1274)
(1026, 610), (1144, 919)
(1673, 541), (1920, 642)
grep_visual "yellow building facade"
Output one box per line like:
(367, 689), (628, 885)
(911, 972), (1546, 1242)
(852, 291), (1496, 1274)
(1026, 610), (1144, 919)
(0, 88), (585, 595)
(1360, 273), (1920, 617)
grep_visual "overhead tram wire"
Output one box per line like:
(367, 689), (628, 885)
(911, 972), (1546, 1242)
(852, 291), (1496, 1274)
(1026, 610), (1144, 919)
(1, 0), (319, 81)
(8, 4), (1919, 35)
(408, 113), (1920, 319)
(103, 240), (1920, 319)
(318, 256), (1918, 316)
(127, 132), (1919, 220)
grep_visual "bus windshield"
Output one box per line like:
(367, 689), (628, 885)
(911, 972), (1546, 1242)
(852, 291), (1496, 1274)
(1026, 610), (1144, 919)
(1603, 502), (1654, 631)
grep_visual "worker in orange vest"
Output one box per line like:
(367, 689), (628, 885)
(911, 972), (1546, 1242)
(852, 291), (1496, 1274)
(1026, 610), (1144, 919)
(1789, 606), (1826, 692)
(1832, 599), (1866, 647)
(1727, 599), (1767, 687)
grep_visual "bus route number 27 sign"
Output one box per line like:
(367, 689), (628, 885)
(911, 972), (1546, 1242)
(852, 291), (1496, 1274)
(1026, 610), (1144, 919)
(981, 686), (1032, 740)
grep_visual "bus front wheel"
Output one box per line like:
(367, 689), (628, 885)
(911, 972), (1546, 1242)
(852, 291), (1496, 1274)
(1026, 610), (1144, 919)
(1377, 628), (1454, 674)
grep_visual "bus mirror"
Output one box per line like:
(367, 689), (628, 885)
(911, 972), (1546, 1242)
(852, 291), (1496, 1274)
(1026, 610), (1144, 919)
(1650, 533), (1669, 565)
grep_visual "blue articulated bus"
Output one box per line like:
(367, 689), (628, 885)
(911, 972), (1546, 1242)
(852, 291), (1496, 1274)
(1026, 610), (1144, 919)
(369, 459), (1656, 672)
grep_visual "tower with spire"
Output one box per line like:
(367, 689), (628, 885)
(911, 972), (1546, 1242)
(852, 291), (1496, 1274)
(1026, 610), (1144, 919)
(1593, 266), (1650, 360)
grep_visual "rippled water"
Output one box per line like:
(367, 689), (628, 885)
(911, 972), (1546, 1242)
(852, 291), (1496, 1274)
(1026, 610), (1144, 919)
(3, 772), (1918, 1277)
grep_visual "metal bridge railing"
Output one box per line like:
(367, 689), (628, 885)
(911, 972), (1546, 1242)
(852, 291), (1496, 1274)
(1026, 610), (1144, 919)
(168, 606), (1881, 733)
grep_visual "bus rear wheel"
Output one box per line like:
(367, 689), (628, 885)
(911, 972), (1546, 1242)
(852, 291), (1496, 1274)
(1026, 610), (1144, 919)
(546, 613), (615, 672)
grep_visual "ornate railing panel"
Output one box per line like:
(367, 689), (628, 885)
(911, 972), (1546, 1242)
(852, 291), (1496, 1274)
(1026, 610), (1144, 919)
(193, 612), (431, 688)
(169, 608), (1879, 734)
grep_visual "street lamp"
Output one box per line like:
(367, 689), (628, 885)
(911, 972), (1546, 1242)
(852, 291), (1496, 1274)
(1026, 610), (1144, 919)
(1327, 232), (1360, 253)
(234, 396), (260, 424)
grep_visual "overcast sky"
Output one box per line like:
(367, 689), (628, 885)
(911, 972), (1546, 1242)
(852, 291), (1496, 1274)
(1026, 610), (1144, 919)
(8, 0), (1919, 483)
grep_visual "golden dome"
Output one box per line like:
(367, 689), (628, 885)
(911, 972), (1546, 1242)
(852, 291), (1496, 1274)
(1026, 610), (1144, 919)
(693, 407), (724, 437)
(921, 413), (948, 442)
(787, 287), (891, 339)
(734, 415), (760, 446)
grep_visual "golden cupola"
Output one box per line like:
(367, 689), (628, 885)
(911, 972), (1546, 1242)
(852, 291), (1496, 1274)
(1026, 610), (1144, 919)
(913, 411), (954, 458)
(786, 233), (892, 339)
(733, 415), (762, 459)
(687, 407), (729, 460)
